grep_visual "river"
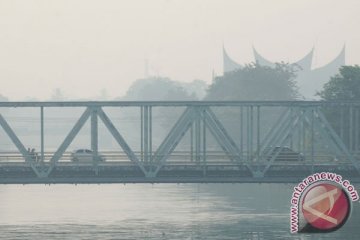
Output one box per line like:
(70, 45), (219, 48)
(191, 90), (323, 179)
(0, 183), (359, 239)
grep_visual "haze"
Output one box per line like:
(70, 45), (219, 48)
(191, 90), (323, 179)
(0, 0), (359, 100)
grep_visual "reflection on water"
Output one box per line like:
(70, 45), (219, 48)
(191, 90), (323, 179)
(0, 184), (359, 239)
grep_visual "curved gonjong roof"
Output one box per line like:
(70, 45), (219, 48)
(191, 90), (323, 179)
(312, 45), (345, 73)
(222, 45), (346, 99)
(223, 46), (242, 73)
(252, 47), (314, 71)
(297, 45), (345, 99)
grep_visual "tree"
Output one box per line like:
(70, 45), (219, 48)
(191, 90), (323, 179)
(123, 77), (197, 101)
(0, 94), (8, 102)
(115, 77), (201, 148)
(180, 79), (207, 100)
(206, 62), (300, 101)
(317, 65), (360, 150)
(317, 65), (360, 100)
(204, 63), (301, 149)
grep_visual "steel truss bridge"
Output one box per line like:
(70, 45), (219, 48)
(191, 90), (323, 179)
(0, 101), (360, 184)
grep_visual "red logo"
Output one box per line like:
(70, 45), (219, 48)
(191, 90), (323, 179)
(301, 182), (350, 232)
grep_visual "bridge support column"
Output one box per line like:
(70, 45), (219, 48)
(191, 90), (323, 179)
(40, 106), (44, 162)
(191, 107), (206, 165)
(355, 107), (359, 152)
(240, 106), (243, 159)
(91, 107), (99, 175)
(141, 106), (152, 171)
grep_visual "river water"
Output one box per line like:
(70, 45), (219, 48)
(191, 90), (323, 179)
(0, 183), (359, 239)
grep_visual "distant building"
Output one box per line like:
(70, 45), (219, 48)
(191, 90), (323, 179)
(223, 46), (345, 99)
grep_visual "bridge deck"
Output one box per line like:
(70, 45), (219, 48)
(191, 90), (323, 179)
(1, 162), (359, 184)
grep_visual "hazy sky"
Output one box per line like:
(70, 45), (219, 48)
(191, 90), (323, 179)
(0, 0), (359, 100)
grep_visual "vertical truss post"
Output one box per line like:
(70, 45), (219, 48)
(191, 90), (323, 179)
(240, 106), (243, 158)
(144, 106), (149, 163)
(298, 108), (304, 155)
(140, 106), (143, 161)
(250, 106), (253, 161)
(40, 106), (44, 162)
(140, 106), (152, 164)
(195, 108), (201, 163)
(350, 105), (354, 151)
(190, 123), (194, 162)
(297, 108), (306, 155)
(143, 106), (149, 163)
(202, 109), (206, 164)
(356, 107), (359, 152)
(149, 106), (152, 163)
(340, 107), (344, 140)
(311, 108), (314, 173)
(246, 106), (250, 161)
(91, 107), (98, 157)
(91, 107), (99, 174)
(256, 106), (260, 160)
(290, 108), (294, 148)
(200, 108), (206, 176)
(302, 108), (306, 154)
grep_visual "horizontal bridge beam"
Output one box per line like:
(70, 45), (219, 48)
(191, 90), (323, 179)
(2, 177), (360, 184)
(1, 101), (360, 108)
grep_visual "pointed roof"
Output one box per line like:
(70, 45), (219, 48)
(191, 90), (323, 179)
(294, 47), (314, 71)
(223, 46), (242, 73)
(312, 45), (345, 73)
(253, 46), (314, 70)
(252, 47), (275, 67)
(296, 45), (346, 99)
(222, 44), (346, 99)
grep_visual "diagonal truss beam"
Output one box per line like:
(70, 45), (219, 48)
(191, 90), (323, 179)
(258, 108), (291, 155)
(203, 107), (256, 175)
(0, 114), (44, 177)
(151, 106), (252, 177)
(259, 108), (298, 158)
(316, 109), (360, 173)
(258, 107), (360, 177)
(47, 107), (92, 175)
(203, 107), (242, 161)
(260, 109), (306, 176)
(97, 108), (147, 175)
(151, 107), (197, 176)
(302, 110), (343, 163)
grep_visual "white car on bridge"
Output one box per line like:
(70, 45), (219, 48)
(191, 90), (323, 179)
(71, 149), (106, 162)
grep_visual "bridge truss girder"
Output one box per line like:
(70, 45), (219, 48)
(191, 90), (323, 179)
(0, 101), (359, 180)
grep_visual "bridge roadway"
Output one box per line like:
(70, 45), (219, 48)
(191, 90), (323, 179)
(1, 159), (359, 184)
